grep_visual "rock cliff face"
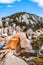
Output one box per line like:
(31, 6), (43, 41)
(2, 12), (43, 30)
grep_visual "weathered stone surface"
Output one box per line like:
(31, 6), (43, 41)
(3, 55), (28, 65)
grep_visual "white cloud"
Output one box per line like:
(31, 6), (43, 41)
(0, 0), (21, 4)
(30, 0), (43, 7)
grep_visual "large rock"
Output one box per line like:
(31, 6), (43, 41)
(3, 55), (28, 65)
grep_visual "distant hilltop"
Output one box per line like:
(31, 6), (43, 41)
(1, 12), (43, 30)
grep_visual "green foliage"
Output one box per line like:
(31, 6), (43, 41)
(28, 62), (37, 65)
(31, 38), (42, 50)
(28, 55), (43, 65)
(33, 57), (43, 65)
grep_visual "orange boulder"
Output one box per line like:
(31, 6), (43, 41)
(7, 37), (19, 49)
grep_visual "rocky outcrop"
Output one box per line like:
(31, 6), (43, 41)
(2, 12), (43, 30)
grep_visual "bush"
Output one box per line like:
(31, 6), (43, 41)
(39, 55), (43, 60)
(33, 57), (43, 65)
(28, 62), (36, 65)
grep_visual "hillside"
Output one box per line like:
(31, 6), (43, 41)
(2, 12), (43, 30)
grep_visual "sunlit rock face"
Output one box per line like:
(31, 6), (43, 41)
(16, 14), (37, 25)
(3, 54), (28, 65)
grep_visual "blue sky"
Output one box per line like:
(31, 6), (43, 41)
(0, 0), (43, 19)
